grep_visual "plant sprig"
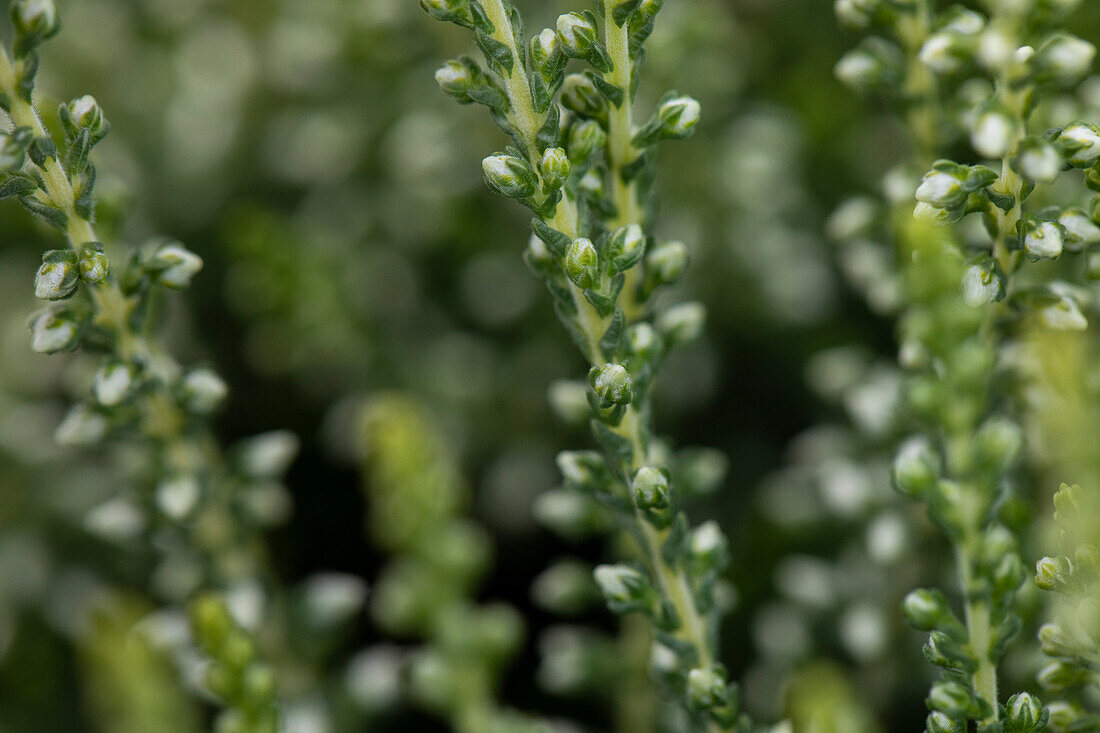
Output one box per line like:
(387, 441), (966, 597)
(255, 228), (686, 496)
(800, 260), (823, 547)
(421, 0), (747, 728)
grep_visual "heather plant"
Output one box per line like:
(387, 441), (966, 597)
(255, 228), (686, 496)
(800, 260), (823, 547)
(836, 0), (1100, 729)
(0, 0), (295, 726)
(418, 0), (747, 729)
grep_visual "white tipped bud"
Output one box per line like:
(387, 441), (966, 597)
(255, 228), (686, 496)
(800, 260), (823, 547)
(593, 564), (643, 603)
(66, 95), (107, 136)
(156, 476), (201, 520)
(657, 95), (701, 139)
(1059, 209), (1100, 248)
(84, 498), (145, 541)
(34, 256), (79, 301)
(1016, 139), (1062, 182)
(55, 403), (108, 446)
(1040, 295), (1088, 331)
(29, 310), (78, 353)
(238, 430), (299, 478)
(589, 363), (634, 406)
(482, 153), (537, 199)
(556, 12), (597, 57)
(962, 263), (1004, 307)
(12, 0), (59, 39)
(919, 33), (967, 75)
(434, 60), (472, 95)
(183, 368), (228, 414)
(691, 521), (725, 557)
(151, 243), (203, 290)
(93, 361), (133, 407)
(656, 301), (706, 346)
(1060, 124), (1100, 166)
(972, 111), (1013, 158)
(915, 171), (964, 208)
(1024, 220), (1064, 259)
(1036, 34), (1096, 85)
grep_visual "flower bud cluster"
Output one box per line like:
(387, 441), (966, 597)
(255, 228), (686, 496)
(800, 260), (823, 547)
(188, 594), (279, 733)
(421, 0), (736, 723)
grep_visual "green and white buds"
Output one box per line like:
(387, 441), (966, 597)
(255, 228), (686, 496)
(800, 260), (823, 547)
(593, 564), (647, 606)
(1033, 33), (1096, 85)
(150, 242), (204, 289)
(605, 224), (646, 273)
(836, 38), (903, 91)
(538, 147), (571, 190)
(901, 588), (958, 632)
(93, 360), (134, 407)
(1022, 219), (1064, 259)
(28, 308), (80, 353)
(183, 368), (229, 414)
(1004, 692), (1048, 733)
(1057, 209), (1100, 248)
(78, 244), (110, 283)
(1058, 123), (1100, 167)
(34, 249), (79, 300)
(632, 467), (670, 510)
(656, 301), (706, 347)
(62, 95), (109, 140)
(892, 437), (939, 497)
(556, 12), (598, 59)
(633, 93), (701, 147)
(0, 131), (28, 172)
(962, 260), (1005, 308)
(482, 153), (537, 199)
(915, 170), (965, 210)
(589, 363), (634, 406)
(1014, 138), (1062, 182)
(435, 60), (474, 96)
(10, 0), (60, 52)
(565, 237), (599, 289)
(656, 95), (701, 139)
(972, 109), (1014, 159)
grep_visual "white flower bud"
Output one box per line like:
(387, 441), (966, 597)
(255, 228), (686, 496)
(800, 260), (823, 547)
(79, 249), (110, 284)
(657, 95), (701, 139)
(0, 133), (26, 172)
(632, 467), (669, 510)
(238, 430), (299, 478)
(690, 520), (725, 557)
(593, 564), (643, 603)
(55, 403), (108, 446)
(482, 153), (537, 199)
(34, 254), (79, 300)
(434, 60), (472, 97)
(1040, 295), (1088, 331)
(539, 147), (571, 189)
(93, 361), (133, 407)
(1005, 692), (1044, 731)
(589, 363), (634, 405)
(29, 310), (78, 353)
(556, 450), (600, 487)
(183, 368), (228, 414)
(834, 0), (878, 28)
(978, 27), (1014, 70)
(151, 243), (204, 290)
(656, 301), (706, 346)
(1060, 123), (1100, 166)
(565, 237), (599, 289)
(1036, 34), (1096, 85)
(971, 111), (1013, 158)
(915, 171), (964, 208)
(303, 573), (368, 627)
(156, 476), (200, 520)
(12, 0), (59, 39)
(1024, 220), (1064, 259)
(556, 12), (597, 57)
(84, 498), (145, 541)
(919, 33), (968, 75)
(66, 95), (108, 136)
(962, 263), (1003, 307)
(1016, 139), (1062, 182)
(1058, 209), (1100, 248)
(547, 380), (590, 425)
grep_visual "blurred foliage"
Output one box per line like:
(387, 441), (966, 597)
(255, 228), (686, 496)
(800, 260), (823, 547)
(2, 0), (1100, 731)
